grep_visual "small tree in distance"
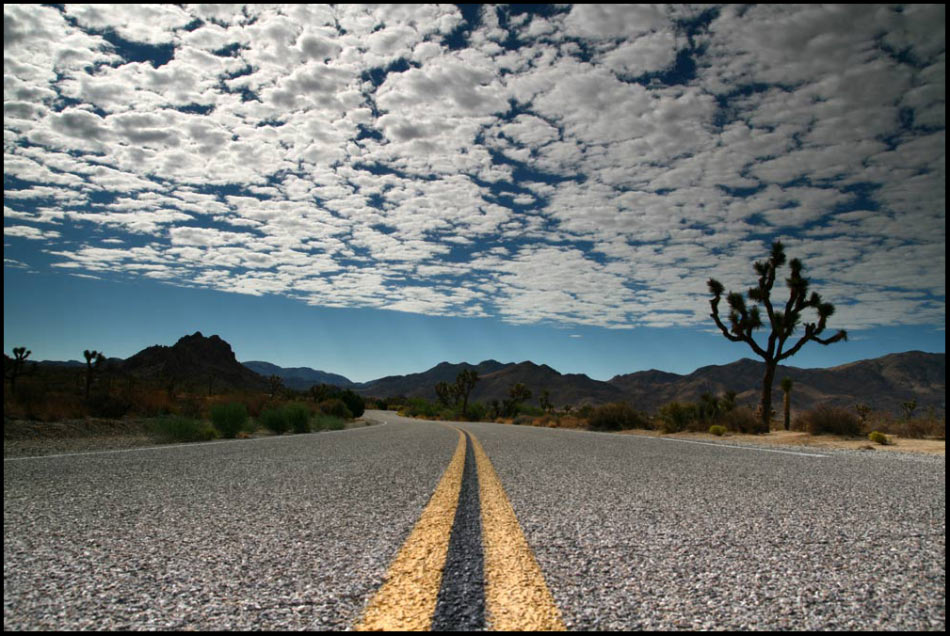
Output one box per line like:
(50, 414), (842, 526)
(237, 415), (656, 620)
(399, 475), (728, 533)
(7, 347), (31, 397)
(707, 241), (847, 432)
(780, 377), (793, 431)
(83, 349), (105, 400)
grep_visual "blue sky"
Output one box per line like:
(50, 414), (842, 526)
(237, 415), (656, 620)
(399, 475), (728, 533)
(3, 4), (946, 383)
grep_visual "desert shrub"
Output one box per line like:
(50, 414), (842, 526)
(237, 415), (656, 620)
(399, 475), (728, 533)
(86, 392), (133, 419)
(709, 424), (727, 436)
(465, 401), (489, 422)
(284, 401), (312, 433)
(894, 414), (945, 439)
(319, 398), (354, 420)
(339, 389), (365, 418)
(211, 402), (249, 438)
(719, 406), (763, 434)
(514, 415), (535, 426)
(313, 414), (346, 431)
(257, 406), (290, 435)
(398, 397), (438, 419)
(134, 389), (175, 417)
(150, 415), (217, 443)
(796, 404), (863, 437)
(868, 431), (891, 445)
(588, 402), (651, 431)
(177, 395), (204, 419)
(575, 404), (595, 420)
(656, 401), (699, 433)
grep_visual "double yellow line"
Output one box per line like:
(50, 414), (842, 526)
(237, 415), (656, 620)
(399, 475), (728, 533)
(355, 426), (565, 631)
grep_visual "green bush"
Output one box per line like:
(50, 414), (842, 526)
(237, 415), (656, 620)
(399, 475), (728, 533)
(284, 401), (312, 433)
(319, 398), (354, 420)
(796, 404), (863, 437)
(339, 389), (365, 418)
(868, 430), (891, 445)
(150, 415), (218, 443)
(210, 402), (249, 438)
(398, 397), (439, 418)
(465, 401), (488, 422)
(656, 401), (699, 433)
(709, 424), (727, 436)
(313, 414), (345, 431)
(258, 406), (290, 435)
(588, 402), (651, 431)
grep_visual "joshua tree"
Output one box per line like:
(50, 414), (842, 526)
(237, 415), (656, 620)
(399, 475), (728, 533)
(780, 377), (793, 431)
(539, 389), (552, 413)
(7, 347), (31, 396)
(698, 392), (720, 423)
(708, 241), (847, 432)
(504, 382), (532, 417)
(83, 349), (105, 400)
(901, 399), (917, 420)
(434, 381), (455, 408)
(268, 374), (284, 399)
(454, 369), (479, 418)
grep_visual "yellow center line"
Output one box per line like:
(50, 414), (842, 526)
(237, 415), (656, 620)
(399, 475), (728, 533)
(354, 427), (466, 631)
(470, 432), (566, 631)
(354, 422), (565, 631)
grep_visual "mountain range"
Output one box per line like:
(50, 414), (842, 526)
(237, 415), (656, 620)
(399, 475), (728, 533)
(29, 332), (945, 416)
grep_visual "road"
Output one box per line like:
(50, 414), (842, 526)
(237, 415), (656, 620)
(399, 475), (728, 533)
(4, 410), (945, 630)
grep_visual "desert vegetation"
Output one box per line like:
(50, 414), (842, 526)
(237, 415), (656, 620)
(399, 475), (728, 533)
(707, 241), (847, 431)
(3, 347), (364, 446)
(380, 374), (945, 444)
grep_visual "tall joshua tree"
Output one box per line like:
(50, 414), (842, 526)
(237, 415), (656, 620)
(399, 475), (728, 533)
(780, 377), (793, 431)
(83, 349), (105, 400)
(454, 369), (479, 419)
(708, 241), (847, 432)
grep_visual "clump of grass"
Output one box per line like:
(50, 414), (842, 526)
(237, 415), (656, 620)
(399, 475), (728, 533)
(257, 406), (290, 435)
(709, 424), (727, 436)
(588, 402), (651, 431)
(313, 414), (345, 431)
(794, 404), (864, 437)
(284, 401), (312, 434)
(210, 402), (249, 438)
(868, 430), (892, 445)
(149, 415), (217, 444)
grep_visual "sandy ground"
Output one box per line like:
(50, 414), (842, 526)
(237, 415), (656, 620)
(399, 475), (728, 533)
(619, 428), (945, 456)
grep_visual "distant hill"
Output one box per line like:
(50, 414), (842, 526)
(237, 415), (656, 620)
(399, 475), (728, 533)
(122, 332), (266, 392)
(241, 361), (354, 391)
(24, 334), (945, 417)
(354, 360), (510, 399)
(354, 352), (945, 417)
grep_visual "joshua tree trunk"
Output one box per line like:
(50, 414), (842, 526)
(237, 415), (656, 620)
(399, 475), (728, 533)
(760, 362), (776, 433)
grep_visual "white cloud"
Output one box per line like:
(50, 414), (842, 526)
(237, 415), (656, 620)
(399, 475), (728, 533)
(3, 4), (944, 335)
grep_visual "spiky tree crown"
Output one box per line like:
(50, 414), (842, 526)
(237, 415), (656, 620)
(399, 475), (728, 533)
(707, 241), (847, 363)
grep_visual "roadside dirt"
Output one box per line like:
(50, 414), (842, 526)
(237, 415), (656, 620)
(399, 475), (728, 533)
(619, 428), (945, 456)
(3, 416), (377, 458)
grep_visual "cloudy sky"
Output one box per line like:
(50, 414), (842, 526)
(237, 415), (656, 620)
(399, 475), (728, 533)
(3, 4), (945, 382)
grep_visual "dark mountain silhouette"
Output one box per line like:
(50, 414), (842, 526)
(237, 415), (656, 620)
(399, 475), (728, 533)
(241, 361), (354, 390)
(354, 352), (944, 417)
(121, 332), (266, 392)
(27, 334), (944, 418)
(608, 351), (945, 415)
(354, 360), (510, 398)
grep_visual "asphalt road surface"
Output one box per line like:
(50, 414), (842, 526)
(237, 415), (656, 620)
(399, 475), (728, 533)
(4, 410), (944, 630)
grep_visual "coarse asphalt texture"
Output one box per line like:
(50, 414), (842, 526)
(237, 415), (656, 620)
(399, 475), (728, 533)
(4, 411), (945, 630)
